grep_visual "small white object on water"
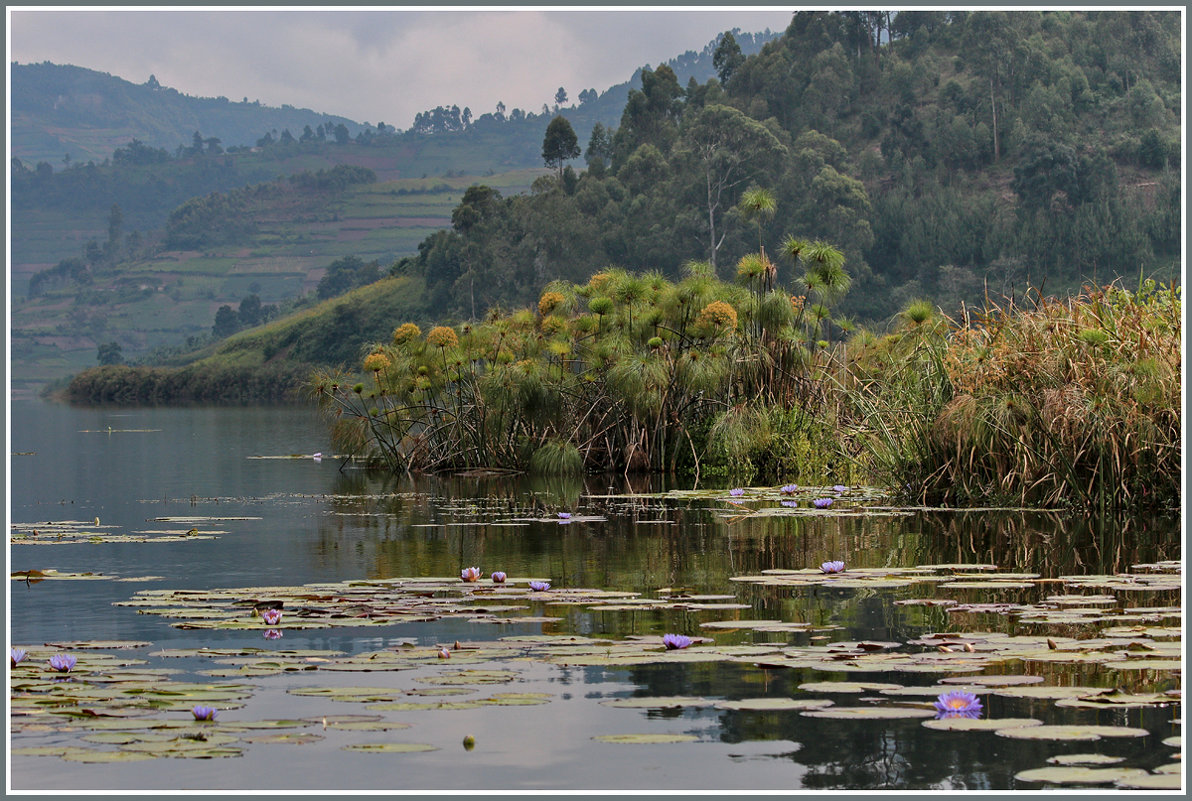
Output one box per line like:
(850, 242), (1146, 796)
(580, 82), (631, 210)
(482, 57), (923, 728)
(312, 452), (323, 462)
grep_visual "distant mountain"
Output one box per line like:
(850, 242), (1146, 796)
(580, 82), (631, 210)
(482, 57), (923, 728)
(9, 28), (779, 167)
(10, 61), (365, 165)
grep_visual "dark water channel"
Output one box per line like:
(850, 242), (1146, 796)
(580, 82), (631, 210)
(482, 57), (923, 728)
(7, 400), (1183, 792)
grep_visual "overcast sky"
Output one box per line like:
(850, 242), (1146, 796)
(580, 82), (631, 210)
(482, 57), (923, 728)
(7, 7), (796, 127)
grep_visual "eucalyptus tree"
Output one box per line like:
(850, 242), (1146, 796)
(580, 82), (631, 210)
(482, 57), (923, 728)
(674, 104), (786, 273)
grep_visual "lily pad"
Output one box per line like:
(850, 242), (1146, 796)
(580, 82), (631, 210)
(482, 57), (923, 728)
(592, 733), (700, 744)
(240, 733), (324, 745)
(1047, 754), (1127, 766)
(797, 682), (903, 694)
(922, 717), (1042, 732)
(714, 698), (835, 711)
(341, 743), (439, 753)
(1114, 774), (1184, 790)
(996, 724), (1150, 741)
(599, 696), (716, 709)
(801, 706), (936, 720)
(1015, 766), (1148, 785)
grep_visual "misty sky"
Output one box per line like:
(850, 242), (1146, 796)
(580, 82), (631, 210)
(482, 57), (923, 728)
(8, 7), (796, 127)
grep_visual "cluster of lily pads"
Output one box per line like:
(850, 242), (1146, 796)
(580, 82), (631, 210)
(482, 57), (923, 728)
(9, 483), (1182, 788)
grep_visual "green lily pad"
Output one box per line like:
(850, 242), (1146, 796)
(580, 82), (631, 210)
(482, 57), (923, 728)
(287, 687), (404, 702)
(1015, 766), (1148, 785)
(991, 686), (1113, 700)
(214, 719), (311, 730)
(922, 717), (1042, 732)
(60, 748), (159, 763)
(599, 696), (716, 709)
(342, 743), (439, 753)
(1102, 658), (1182, 671)
(323, 721), (412, 731)
(593, 733), (700, 744)
(797, 682), (903, 693)
(1047, 754), (1127, 765)
(1114, 774), (1184, 790)
(714, 698), (835, 711)
(417, 669), (519, 685)
(939, 675), (1044, 686)
(996, 724), (1150, 741)
(801, 706), (937, 720)
(240, 733), (324, 745)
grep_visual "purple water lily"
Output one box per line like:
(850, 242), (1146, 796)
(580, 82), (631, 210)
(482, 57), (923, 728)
(833, 484), (848, 493)
(813, 497), (833, 508)
(529, 581), (551, 592)
(460, 566), (482, 582)
(261, 608), (282, 626)
(192, 705), (218, 721)
(48, 654), (76, 672)
(557, 512), (572, 520)
(780, 500), (798, 508)
(729, 488), (745, 497)
(11, 647), (26, 667)
(780, 484), (798, 494)
(934, 690), (983, 719)
(263, 629), (283, 640)
(490, 571), (507, 584)
(820, 560), (845, 574)
(662, 633), (693, 650)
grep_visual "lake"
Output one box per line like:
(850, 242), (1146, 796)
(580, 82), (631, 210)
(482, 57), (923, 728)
(7, 399), (1183, 791)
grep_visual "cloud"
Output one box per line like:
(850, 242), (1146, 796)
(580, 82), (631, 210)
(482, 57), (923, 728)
(8, 8), (793, 126)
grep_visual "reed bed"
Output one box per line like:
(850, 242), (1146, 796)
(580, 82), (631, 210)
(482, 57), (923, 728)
(313, 272), (1180, 513)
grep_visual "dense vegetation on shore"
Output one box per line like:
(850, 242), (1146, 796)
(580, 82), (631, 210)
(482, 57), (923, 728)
(312, 259), (1181, 512)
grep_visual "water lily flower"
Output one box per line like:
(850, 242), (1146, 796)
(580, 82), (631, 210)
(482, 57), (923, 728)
(192, 705), (217, 721)
(557, 512), (572, 519)
(780, 484), (798, 494)
(263, 629), (283, 640)
(11, 647), (26, 667)
(460, 566), (482, 582)
(813, 497), (833, 508)
(729, 488), (745, 497)
(780, 500), (798, 508)
(490, 571), (507, 584)
(833, 484), (848, 493)
(934, 690), (983, 719)
(437, 648), (451, 659)
(662, 633), (693, 650)
(529, 581), (551, 592)
(261, 608), (283, 626)
(312, 452), (323, 461)
(48, 654), (76, 672)
(820, 560), (845, 574)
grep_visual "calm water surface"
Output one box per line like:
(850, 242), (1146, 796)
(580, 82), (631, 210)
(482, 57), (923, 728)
(7, 400), (1183, 792)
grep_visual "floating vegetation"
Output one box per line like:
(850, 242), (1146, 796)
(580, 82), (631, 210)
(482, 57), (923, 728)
(11, 519), (218, 545)
(12, 569), (114, 581)
(592, 733), (701, 744)
(995, 725), (1151, 742)
(1015, 766), (1149, 785)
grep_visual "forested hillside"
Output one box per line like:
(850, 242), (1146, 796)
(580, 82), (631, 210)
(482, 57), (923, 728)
(11, 29), (776, 389)
(397, 10), (1180, 325)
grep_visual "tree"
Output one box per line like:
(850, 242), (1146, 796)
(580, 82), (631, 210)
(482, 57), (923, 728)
(542, 116), (581, 178)
(585, 123), (613, 172)
(212, 305), (240, 338)
(554, 87), (568, 107)
(96, 341), (123, 366)
(713, 31), (745, 83)
(237, 294), (264, 328)
(333, 124), (350, 144)
(675, 104), (787, 271)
